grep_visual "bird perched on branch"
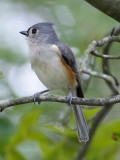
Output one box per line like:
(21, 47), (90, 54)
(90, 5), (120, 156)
(20, 22), (89, 142)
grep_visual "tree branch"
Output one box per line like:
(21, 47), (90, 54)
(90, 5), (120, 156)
(84, 0), (120, 22)
(102, 29), (120, 93)
(76, 25), (120, 160)
(79, 35), (120, 94)
(84, 36), (120, 55)
(82, 69), (116, 83)
(79, 35), (120, 73)
(0, 94), (120, 111)
(82, 69), (119, 93)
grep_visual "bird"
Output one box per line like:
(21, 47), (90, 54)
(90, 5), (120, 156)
(20, 22), (89, 142)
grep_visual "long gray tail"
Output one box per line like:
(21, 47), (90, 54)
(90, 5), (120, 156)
(72, 105), (89, 142)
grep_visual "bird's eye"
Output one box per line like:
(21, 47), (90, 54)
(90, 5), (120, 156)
(32, 28), (37, 34)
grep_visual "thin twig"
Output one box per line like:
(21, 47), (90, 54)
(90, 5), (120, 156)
(90, 50), (120, 59)
(82, 69), (115, 82)
(82, 69), (119, 93)
(84, 36), (120, 58)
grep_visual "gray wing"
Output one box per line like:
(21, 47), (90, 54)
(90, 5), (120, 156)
(56, 42), (89, 142)
(56, 42), (84, 98)
(56, 42), (77, 73)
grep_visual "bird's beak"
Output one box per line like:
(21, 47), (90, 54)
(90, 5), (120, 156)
(20, 31), (28, 36)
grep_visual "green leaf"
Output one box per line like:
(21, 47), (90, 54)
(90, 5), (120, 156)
(43, 124), (76, 138)
(43, 137), (79, 160)
(86, 120), (120, 160)
(5, 107), (42, 148)
(5, 149), (25, 160)
(0, 118), (15, 153)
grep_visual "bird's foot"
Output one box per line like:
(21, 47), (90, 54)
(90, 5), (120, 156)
(33, 89), (50, 104)
(67, 92), (73, 106)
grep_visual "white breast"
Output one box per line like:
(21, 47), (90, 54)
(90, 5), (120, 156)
(29, 45), (71, 90)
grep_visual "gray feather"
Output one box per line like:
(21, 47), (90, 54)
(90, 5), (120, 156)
(72, 105), (89, 142)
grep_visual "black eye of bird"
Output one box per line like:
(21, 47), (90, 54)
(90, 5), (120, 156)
(32, 28), (37, 34)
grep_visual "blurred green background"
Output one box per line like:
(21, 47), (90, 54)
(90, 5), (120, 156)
(0, 0), (120, 160)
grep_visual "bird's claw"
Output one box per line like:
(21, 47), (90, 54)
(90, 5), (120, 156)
(67, 92), (73, 106)
(33, 89), (50, 104)
(33, 92), (41, 104)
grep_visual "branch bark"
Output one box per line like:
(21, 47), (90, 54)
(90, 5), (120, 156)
(84, 0), (120, 22)
(0, 94), (120, 111)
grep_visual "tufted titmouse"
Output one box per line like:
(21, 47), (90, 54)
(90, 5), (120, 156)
(20, 22), (89, 142)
